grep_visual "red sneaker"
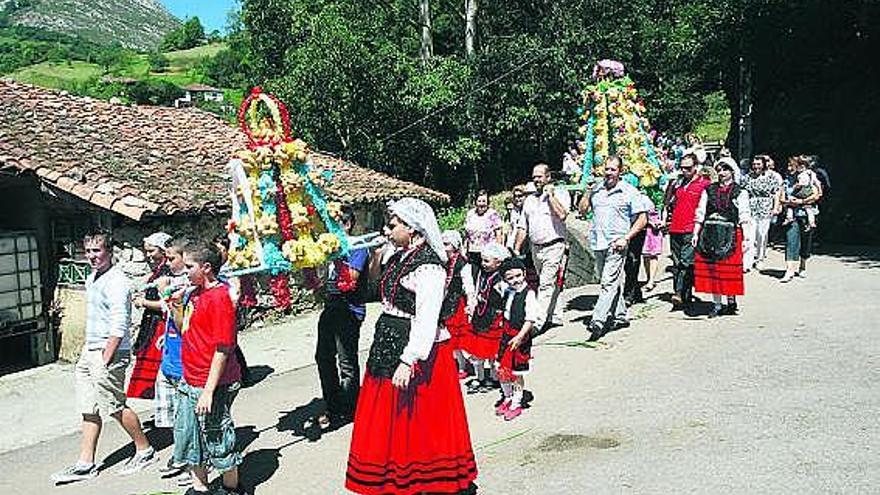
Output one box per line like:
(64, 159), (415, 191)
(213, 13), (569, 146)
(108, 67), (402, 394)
(495, 400), (511, 416)
(504, 406), (523, 421)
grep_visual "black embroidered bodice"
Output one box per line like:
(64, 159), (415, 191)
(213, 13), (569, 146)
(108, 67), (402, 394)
(705, 183), (742, 223)
(506, 289), (528, 331)
(378, 244), (444, 316)
(134, 263), (172, 352)
(367, 244), (445, 377)
(471, 269), (503, 333)
(439, 253), (467, 322)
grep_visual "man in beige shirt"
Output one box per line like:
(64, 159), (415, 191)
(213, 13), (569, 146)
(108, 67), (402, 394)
(514, 163), (570, 329)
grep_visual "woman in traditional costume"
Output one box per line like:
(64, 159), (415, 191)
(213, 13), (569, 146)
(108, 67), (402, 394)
(692, 158), (752, 318)
(128, 232), (173, 399)
(345, 198), (478, 495)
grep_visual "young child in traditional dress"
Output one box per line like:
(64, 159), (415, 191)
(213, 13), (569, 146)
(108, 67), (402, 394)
(460, 242), (509, 394)
(440, 230), (475, 379)
(495, 257), (538, 421)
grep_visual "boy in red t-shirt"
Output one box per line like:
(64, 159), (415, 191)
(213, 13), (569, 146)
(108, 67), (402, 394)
(171, 241), (244, 495)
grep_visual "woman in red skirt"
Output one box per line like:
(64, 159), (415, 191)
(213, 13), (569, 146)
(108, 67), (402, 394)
(441, 230), (476, 379)
(346, 198), (478, 495)
(128, 232), (172, 399)
(692, 158), (752, 318)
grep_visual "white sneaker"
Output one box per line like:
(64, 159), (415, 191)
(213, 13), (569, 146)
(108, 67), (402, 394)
(780, 273), (795, 283)
(51, 462), (98, 484)
(118, 447), (156, 476)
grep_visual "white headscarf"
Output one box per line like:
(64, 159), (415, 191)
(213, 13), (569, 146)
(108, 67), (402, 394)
(481, 242), (510, 262)
(716, 157), (741, 184)
(441, 230), (463, 251)
(143, 232), (171, 251)
(388, 197), (447, 263)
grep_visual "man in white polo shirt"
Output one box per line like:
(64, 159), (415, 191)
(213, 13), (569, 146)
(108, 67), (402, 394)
(514, 163), (571, 330)
(52, 231), (155, 484)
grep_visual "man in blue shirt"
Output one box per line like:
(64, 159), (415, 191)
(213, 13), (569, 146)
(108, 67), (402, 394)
(315, 206), (370, 428)
(578, 156), (648, 340)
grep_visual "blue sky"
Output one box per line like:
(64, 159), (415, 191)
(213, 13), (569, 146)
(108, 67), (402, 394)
(160, 0), (239, 33)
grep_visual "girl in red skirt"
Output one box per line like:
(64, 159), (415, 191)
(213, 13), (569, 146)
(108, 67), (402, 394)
(459, 242), (509, 395)
(441, 230), (476, 379)
(128, 232), (172, 399)
(692, 158), (752, 318)
(495, 257), (538, 421)
(346, 198), (477, 495)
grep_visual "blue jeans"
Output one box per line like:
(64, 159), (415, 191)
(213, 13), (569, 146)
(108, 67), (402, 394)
(173, 380), (242, 473)
(592, 248), (628, 327)
(785, 217), (813, 262)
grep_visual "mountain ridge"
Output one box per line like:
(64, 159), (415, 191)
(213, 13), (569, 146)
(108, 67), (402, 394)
(3, 0), (180, 50)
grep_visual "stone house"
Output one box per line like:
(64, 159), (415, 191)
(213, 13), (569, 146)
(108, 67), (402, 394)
(0, 80), (448, 368)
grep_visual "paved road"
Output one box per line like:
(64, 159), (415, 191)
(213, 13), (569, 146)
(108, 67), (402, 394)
(1, 246), (878, 494)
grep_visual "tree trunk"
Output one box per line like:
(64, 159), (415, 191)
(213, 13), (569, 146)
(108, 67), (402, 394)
(465, 0), (477, 57)
(419, 0), (434, 64)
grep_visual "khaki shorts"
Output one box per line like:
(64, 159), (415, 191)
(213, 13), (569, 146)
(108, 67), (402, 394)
(75, 348), (130, 417)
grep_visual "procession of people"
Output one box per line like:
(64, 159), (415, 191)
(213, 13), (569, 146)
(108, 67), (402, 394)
(48, 141), (822, 493)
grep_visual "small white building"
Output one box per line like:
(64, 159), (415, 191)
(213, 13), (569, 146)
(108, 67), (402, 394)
(175, 83), (224, 108)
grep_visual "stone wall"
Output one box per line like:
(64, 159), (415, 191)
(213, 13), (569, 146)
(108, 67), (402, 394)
(563, 216), (597, 287)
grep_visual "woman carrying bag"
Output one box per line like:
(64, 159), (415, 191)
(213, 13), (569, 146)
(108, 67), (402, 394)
(692, 158), (752, 318)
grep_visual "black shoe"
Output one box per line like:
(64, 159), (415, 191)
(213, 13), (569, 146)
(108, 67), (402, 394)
(708, 306), (722, 319)
(611, 319), (630, 330)
(184, 488), (210, 495)
(537, 320), (562, 335)
(586, 322), (605, 341)
(720, 302), (738, 316)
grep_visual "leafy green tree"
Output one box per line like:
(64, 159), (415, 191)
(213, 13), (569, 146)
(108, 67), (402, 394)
(95, 42), (129, 73)
(161, 17), (205, 51)
(147, 51), (168, 72)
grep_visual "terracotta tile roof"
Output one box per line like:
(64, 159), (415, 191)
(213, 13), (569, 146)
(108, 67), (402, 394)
(0, 81), (448, 220)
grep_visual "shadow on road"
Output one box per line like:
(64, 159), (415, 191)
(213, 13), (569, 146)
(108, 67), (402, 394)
(815, 244), (880, 269)
(566, 295), (597, 313)
(276, 398), (324, 441)
(759, 268), (786, 279)
(243, 365), (275, 388)
(98, 424), (175, 472)
(240, 448), (282, 493)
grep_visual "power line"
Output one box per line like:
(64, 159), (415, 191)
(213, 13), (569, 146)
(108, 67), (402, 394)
(378, 48), (557, 144)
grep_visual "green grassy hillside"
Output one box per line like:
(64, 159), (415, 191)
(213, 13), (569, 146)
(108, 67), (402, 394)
(9, 43), (226, 88)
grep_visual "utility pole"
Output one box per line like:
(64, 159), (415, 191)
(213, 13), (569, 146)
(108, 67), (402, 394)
(419, 0), (434, 64)
(465, 0), (477, 57)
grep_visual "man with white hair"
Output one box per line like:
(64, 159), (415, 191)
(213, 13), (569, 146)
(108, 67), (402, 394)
(514, 163), (571, 330)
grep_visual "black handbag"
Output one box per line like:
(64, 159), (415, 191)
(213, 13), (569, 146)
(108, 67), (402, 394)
(697, 218), (736, 261)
